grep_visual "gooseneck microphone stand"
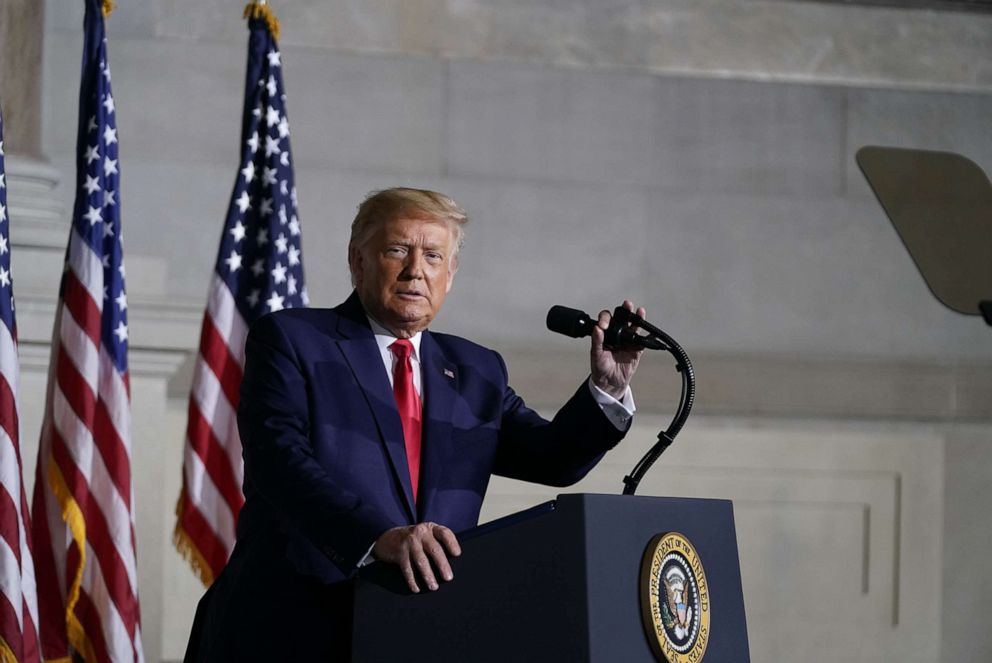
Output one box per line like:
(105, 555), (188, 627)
(607, 307), (696, 496)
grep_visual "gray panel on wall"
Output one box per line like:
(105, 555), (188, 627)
(447, 60), (663, 186)
(654, 77), (847, 196)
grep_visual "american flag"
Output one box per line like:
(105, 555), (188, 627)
(0, 109), (43, 663)
(30, 1), (143, 661)
(174, 4), (307, 585)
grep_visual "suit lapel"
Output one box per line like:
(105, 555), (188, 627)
(334, 294), (417, 522)
(417, 332), (457, 522)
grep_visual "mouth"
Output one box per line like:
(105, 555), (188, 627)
(395, 291), (426, 300)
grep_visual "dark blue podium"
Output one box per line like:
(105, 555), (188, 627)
(353, 493), (750, 662)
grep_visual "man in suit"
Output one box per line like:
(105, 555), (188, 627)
(186, 188), (644, 661)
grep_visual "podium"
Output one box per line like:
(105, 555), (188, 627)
(353, 493), (750, 662)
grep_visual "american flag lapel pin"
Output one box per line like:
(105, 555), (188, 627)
(443, 368), (455, 379)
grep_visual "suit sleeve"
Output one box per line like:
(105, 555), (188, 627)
(237, 314), (395, 571)
(490, 352), (628, 486)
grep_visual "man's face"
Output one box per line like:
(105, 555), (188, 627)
(350, 214), (457, 338)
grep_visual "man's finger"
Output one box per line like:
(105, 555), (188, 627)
(399, 557), (420, 594)
(597, 309), (610, 330)
(425, 540), (454, 583)
(414, 553), (439, 591)
(434, 526), (462, 558)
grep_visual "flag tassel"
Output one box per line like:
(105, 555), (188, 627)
(173, 490), (216, 587)
(243, 2), (281, 40)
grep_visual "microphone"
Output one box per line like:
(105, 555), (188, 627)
(546, 305), (664, 350)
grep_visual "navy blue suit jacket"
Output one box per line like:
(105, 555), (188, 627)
(187, 292), (627, 660)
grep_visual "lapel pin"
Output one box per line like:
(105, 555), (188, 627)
(443, 368), (455, 379)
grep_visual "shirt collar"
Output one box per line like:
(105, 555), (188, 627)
(366, 314), (423, 361)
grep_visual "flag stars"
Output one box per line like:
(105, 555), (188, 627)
(262, 167), (278, 186)
(103, 95), (115, 114)
(103, 221), (115, 238)
(251, 258), (265, 277)
(84, 206), (103, 225)
(0, 266), (10, 288)
(83, 174), (101, 195)
(271, 261), (287, 284)
(279, 152), (290, 167)
(260, 198), (273, 216)
(278, 205), (287, 224)
(264, 135), (281, 157)
(229, 220), (246, 242)
(265, 106), (280, 127)
(267, 50), (281, 67)
(0, 173), (4, 190)
(115, 291), (127, 311)
(104, 157), (118, 177)
(113, 321), (128, 343)
(275, 233), (288, 254)
(105, 190), (117, 207)
(247, 131), (260, 153)
(103, 125), (118, 146)
(235, 191), (251, 213)
(0, 235), (8, 256)
(266, 75), (277, 97)
(287, 274), (298, 295)
(224, 250), (242, 273)
(0, 203), (6, 224)
(291, 187), (298, 207)
(241, 161), (256, 183)
(256, 227), (269, 246)
(277, 116), (290, 138)
(288, 245), (301, 266)
(246, 289), (260, 308)
(266, 291), (285, 312)
(85, 145), (100, 164)
(88, 116), (98, 132)
(279, 180), (288, 196)
(288, 216), (300, 236)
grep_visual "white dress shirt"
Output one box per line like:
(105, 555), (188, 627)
(366, 315), (635, 427)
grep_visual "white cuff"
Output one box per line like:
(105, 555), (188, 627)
(587, 377), (635, 430)
(357, 541), (377, 567)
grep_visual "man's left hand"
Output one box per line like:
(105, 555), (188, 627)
(590, 300), (645, 399)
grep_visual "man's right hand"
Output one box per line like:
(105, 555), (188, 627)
(372, 522), (462, 593)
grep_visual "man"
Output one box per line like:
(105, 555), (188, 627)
(186, 188), (644, 661)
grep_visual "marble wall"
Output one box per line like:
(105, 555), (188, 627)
(3, 0), (991, 660)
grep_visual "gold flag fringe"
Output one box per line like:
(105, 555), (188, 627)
(173, 490), (216, 587)
(243, 1), (281, 41)
(47, 458), (99, 663)
(102, 0), (115, 17)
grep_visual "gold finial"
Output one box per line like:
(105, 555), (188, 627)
(102, 0), (115, 17)
(243, 1), (281, 41)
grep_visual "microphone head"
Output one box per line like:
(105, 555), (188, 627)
(546, 305), (595, 339)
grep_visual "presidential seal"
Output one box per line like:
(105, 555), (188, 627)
(639, 532), (710, 662)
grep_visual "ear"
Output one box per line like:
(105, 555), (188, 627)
(348, 243), (363, 286)
(445, 258), (457, 293)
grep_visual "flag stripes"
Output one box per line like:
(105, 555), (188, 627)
(175, 4), (307, 586)
(0, 95), (42, 663)
(30, 1), (143, 660)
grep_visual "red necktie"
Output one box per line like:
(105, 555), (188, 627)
(389, 339), (422, 501)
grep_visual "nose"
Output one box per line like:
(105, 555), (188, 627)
(401, 250), (425, 279)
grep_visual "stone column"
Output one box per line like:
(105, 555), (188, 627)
(1, 0), (45, 158)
